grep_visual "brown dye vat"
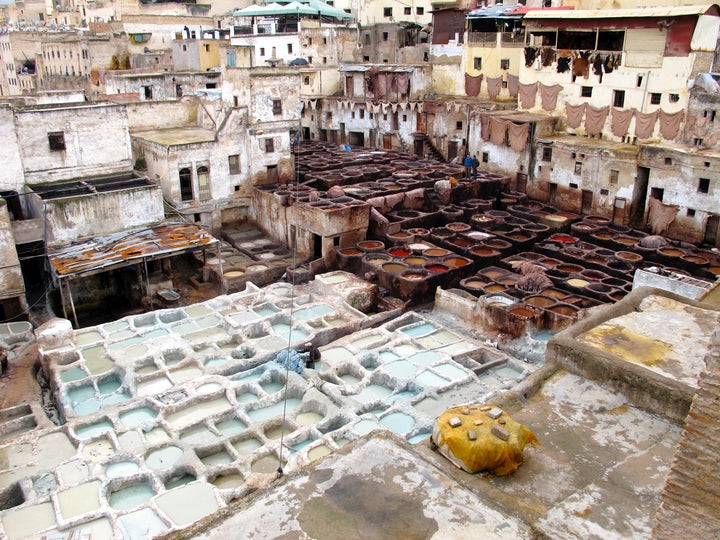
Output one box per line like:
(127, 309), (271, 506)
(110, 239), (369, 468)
(425, 264), (449, 274)
(443, 256), (471, 268)
(485, 239), (512, 251)
(404, 256), (427, 266)
(507, 233), (532, 241)
(681, 254), (710, 267)
(539, 258), (561, 267)
(556, 264), (583, 274)
(382, 262), (407, 273)
(543, 288), (568, 299)
(480, 268), (507, 280)
(615, 251), (643, 263)
(388, 247), (411, 257)
(594, 232), (616, 240)
(449, 237), (474, 248)
(339, 248), (362, 256)
(658, 247), (684, 257)
(358, 241), (385, 252)
(603, 278), (627, 287)
(584, 257), (606, 265)
(470, 247), (500, 258)
(497, 276), (518, 285)
(408, 228), (430, 237)
(615, 235), (636, 246)
(460, 278), (487, 290)
(424, 248), (450, 258)
(525, 295), (556, 308)
(387, 231), (412, 240)
(507, 305), (542, 319)
(471, 215), (496, 229)
(484, 284), (507, 293)
(447, 222), (471, 232)
(581, 269), (609, 281)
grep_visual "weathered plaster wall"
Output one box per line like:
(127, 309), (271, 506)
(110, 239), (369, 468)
(0, 105), (26, 193)
(640, 145), (720, 244)
(15, 103), (134, 184)
(0, 199), (25, 300)
(41, 185), (165, 247)
(125, 98), (199, 131)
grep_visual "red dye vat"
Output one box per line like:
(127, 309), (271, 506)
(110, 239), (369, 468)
(388, 247), (410, 257)
(425, 264), (449, 273)
(551, 234), (577, 243)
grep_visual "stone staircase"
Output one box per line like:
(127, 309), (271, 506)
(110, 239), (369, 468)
(413, 133), (445, 162)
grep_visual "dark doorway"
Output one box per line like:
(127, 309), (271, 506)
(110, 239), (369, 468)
(447, 141), (458, 162)
(704, 214), (719, 246)
(581, 190), (593, 214)
(650, 187), (664, 201)
(414, 138), (424, 156)
(548, 182), (557, 205)
(319, 129), (327, 141)
(612, 197), (627, 225)
(266, 165), (279, 183)
(339, 122), (346, 144)
(348, 131), (364, 146)
(629, 166), (650, 227)
(313, 233), (322, 259)
(302, 127), (310, 140)
(516, 173), (528, 193)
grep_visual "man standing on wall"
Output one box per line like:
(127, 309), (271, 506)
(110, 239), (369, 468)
(472, 154), (479, 180)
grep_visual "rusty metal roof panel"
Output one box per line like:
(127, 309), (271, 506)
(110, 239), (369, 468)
(48, 222), (218, 278)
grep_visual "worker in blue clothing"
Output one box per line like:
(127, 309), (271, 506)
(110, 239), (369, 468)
(463, 154), (473, 178)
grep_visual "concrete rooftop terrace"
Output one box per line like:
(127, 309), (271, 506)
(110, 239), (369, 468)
(0, 274), (713, 539)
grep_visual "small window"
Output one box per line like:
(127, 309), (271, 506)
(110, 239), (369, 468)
(416, 7), (424, 14)
(698, 177), (710, 194)
(272, 99), (282, 115)
(636, 75), (643, 87)
(308, 38), (312, 45)
(384, 7), (392, 17)
(48, 131), (66, 151)
(364, 33), (371, 45)
(179, 167), (193, 201)
(473, 57), (482, 70)
(613, 90), (625, 108)
(402, 114), (407, 122)
(581, 86), (592, 98)
(574, 162), (582, 175)
(383, 32), (388, 41)
(664, 157), (672, 165)
(359, 109), (365, 119)
(228, 154), (240, 174)
(650, 93), (661, 105)
(687, 208), (696, 217)
(259, 47), (265, 56)
(323, 37), (327, 44)
(304, 76), (310, 85)
(287, 43), (293, 54)
(204, 44), (210, 52)
(609, 169), (618, 184)
(569, 182), (579, 189)
(500, 58), (510, 70)
(600, 189), (609, 195)
(482, 152), (489, 163)
(694, 137), (704, 146)
(197, 166), (210, 201)
(363, 55), (370, 61)
(323, 57), (327, 64)
(265, 138), (275, 153)
(182, 44), (187, 52)
(705, 161), (710, 168)
(456, 121), (463, 130)
(542, 146), (552, 162)
(351, 111), (355, 119)
(669, 93), (679, 103)
(326, 112), (332, 120)
(404, 6), (411, 15)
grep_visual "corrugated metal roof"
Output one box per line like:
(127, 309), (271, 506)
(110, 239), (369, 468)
(48, 222), (218, 278)
(525, 5), (715, 19)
